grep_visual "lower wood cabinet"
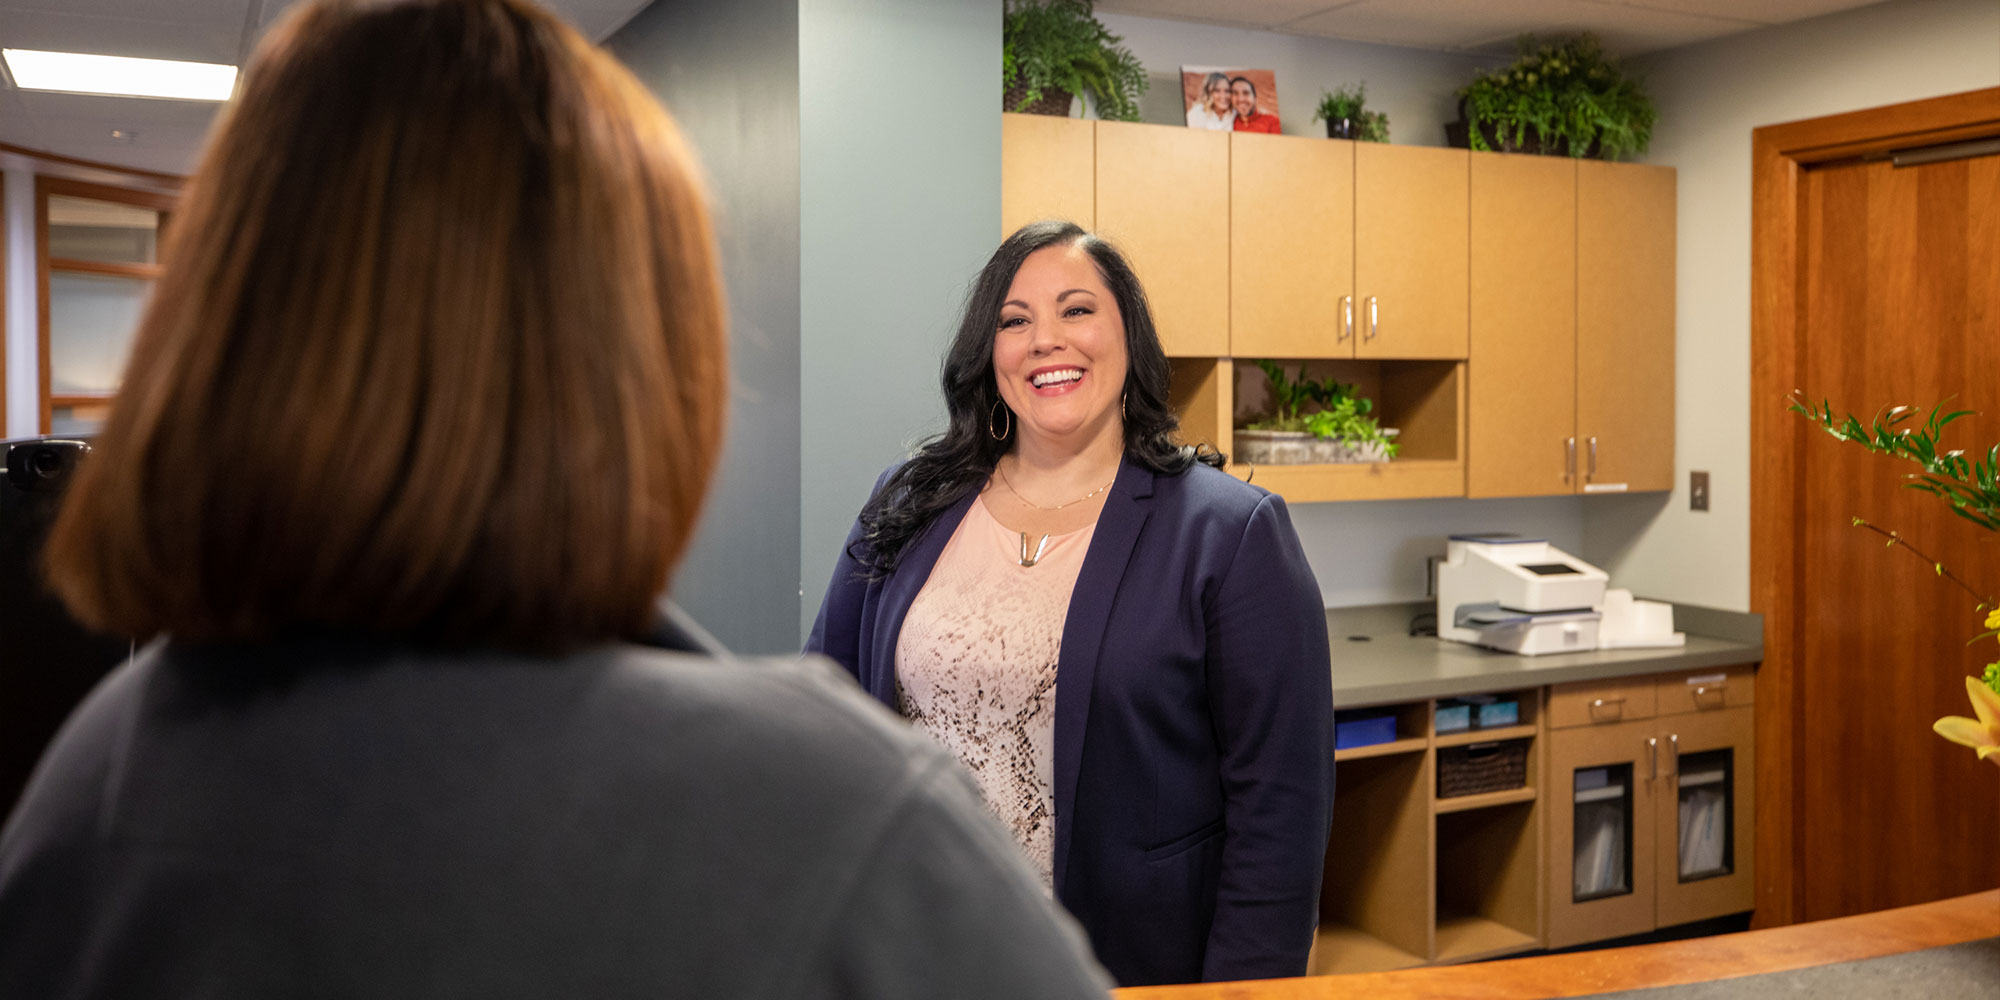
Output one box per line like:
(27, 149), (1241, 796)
(1545, 671), (1755, 949)
(1313, 664), (1756, 975)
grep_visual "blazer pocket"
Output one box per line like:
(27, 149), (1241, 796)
(1143, 817), (1225, 863)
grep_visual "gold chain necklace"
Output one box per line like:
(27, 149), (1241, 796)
(994, 464), (1116, 511)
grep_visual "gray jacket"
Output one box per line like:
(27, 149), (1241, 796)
(0, 636), (1111, 998)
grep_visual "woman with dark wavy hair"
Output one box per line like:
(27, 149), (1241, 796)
(809, 221), (1334, 987)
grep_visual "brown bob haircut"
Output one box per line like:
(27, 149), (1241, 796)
(44, 0), (727, 651)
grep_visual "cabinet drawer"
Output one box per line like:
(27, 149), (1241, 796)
(1657, 666), (1754, 715)
(1549, 675), (1657, 729)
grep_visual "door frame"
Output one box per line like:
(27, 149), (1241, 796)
(1749, 86), (2000, 928)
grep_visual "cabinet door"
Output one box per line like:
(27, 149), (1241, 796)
(1577, 161), (1675, 493)
(1354, 143), (1467, 359)
(1001, 113), (1094, 238)
(1467, 153), (1576, 498)
(1545, 718), (1659, 950)
(1655, 706), (1754, 929)
(1231, 133), (1354, 358)
(1095, 121), (1229, 357)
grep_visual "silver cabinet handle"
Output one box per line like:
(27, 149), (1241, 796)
(1588, 696), (1626, 721)
(1339, 295), (1354, 343)
(1564, 437), (1577, 484)
(1365, 296), (1380, 341)
(1587, 436), (1598, 481)
(1666, 733), (1679, 779)
(1647, 736), (1658, 780)
(1693, 681), (1728, 706)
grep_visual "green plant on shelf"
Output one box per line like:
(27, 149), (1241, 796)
(1458, 34), (1654, 160)
(1001, 0), (1147, 121)
(1245, 360), (1399, 457)
(1311, 83), (1389, 142)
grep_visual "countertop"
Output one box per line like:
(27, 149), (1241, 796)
(1115, 890), (1999, 1000)
(1325, 601), (1764, 709)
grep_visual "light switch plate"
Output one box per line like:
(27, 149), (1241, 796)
(1691, 471), (1710, 511)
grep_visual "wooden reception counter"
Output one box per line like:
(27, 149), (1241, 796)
(1115, 890), (1998, 1000)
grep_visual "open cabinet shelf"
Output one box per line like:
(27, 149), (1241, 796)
(1167, 357), (1465, 503)
(1308, 924), (1429, 975)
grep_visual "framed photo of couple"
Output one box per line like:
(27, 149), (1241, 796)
(1180, 66), (1279, 134)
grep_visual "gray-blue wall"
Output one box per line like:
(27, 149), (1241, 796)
(608, 0), (803, 653)
(609, 0), (995, 650)
(797, 0), (999, 640)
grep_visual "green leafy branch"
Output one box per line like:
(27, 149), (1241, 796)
(1002, 0), (1147, 122)
(1788, 395), (2000, 533)
(1790, 394), (2000, 697)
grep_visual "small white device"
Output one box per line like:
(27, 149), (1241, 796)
(1437, 534), (1609, 656)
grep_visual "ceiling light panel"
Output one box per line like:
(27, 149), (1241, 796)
(3, 49), (237, 101)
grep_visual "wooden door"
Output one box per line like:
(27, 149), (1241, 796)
(1001, 113), (1094, 238)
(1656, 706), (1756, 929)
(1230, 132), (1353, 359)
(1577, 160), (1676, 493)
(1790, 149), (2000, 919)
(1355, 143), (1468, 359)
(1094, 120), (1228, 357)
(1545, 718), (1659, 949)
(1467, 152), (1575, 498)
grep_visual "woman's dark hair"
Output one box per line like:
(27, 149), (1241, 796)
(851, 220), (1223, 576)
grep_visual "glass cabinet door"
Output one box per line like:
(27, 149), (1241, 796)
(1546, 718), (1658, 949)
(1656, 706), (1756, 928)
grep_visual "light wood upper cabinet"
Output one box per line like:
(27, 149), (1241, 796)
(1230, 132), (1354, 358)
(1355, 143), (1468, 359)
(1095, 120), (1229, 357)
(1468, 154), (1577, 499)
(1578, 160), (1675, 493)
(1001, 113), (1094, 237)
(1468, 152), (1676, 498)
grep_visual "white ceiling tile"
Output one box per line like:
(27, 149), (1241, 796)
(0, 9), (240, 64)
(0, 88), (51, 149)
(0, 1), (249, 21)
(1287, 0), (1760, 56)
(1597, 0), (1889, 25)
(1098, 1), (1360, 31)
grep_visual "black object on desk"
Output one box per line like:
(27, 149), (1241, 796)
(1, 437), (133, 818)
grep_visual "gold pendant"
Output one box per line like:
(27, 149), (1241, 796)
(1019, 532), (1051, 568)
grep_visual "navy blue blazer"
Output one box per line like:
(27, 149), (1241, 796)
(807, 459), (1334, 986)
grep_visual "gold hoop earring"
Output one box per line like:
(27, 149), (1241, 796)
(989, 399), (1012, 440)
(1122, 393), (1129, 420)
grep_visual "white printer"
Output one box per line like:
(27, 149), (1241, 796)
(1437, 534), (1609, 656)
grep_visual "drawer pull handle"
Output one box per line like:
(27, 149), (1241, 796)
(1666, 733), (1679, 779)
(1647, 736), (1658, 780)
(1693, 683), (1727, 707)
(1588, 696), (1626, 721)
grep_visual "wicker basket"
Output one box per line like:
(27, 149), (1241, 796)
(1437, 739), (1530, 798)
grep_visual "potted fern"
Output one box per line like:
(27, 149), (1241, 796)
(1448, 34), (1655, 160)
(1002, 0), (1147, 121)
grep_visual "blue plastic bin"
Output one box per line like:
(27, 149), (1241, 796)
(1334, 712), (1398, 750)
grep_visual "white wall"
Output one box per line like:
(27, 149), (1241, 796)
(1582, 0), (2000, 612)
(1096, 10), (1484, 145)
(3, 168), (36, 438)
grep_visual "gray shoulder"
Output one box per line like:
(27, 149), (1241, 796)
(590, 645), (945, 778)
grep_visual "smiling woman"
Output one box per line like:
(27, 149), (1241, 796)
(809, 220), (1337, 987)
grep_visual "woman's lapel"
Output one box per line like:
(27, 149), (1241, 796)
(1052, 458), (1156, 889)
